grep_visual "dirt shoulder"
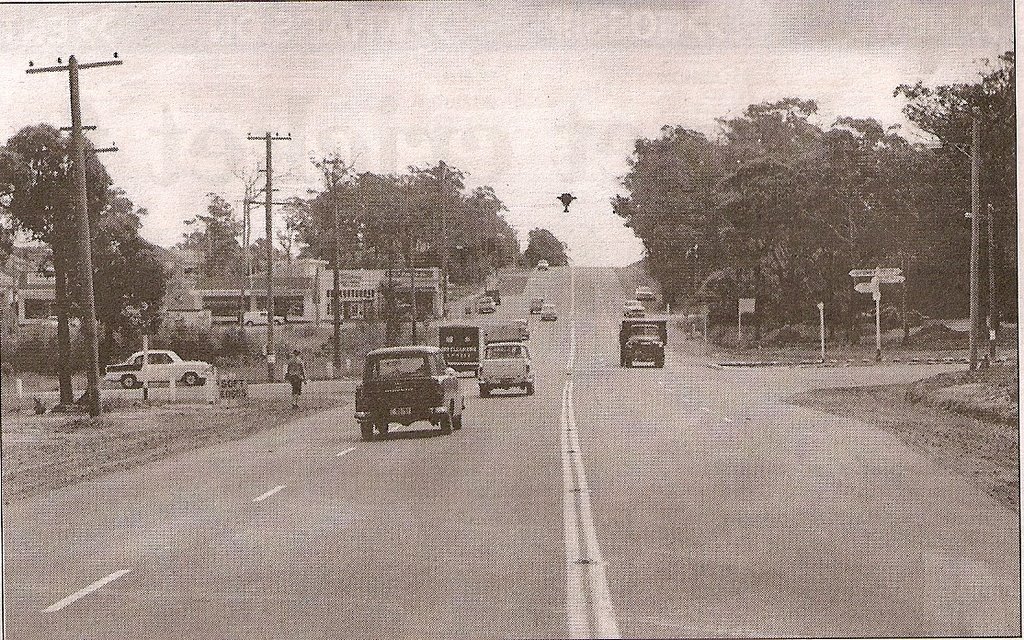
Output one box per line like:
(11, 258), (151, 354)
(2, 388), (350, 504)
(792, 365), (1019, 512)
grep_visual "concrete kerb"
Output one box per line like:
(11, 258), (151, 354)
(712, 355), (1006, 369)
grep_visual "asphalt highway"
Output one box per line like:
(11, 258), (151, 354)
(3, 266), (1019, 638)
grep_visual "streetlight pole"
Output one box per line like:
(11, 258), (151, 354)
(968, 116), (981, 370)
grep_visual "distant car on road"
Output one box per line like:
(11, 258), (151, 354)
(540, 303), (558, 321)
(354, 346), (465, 441)
(477, 296), (496, 314)
(104, 349), (214, 389)
(485, 289), (501, 306)
(635, 286), (656, 301)
(530, 297), (544, 314)
(623, 299), (646, 317)
(243, 310), (285, 326)
(479, 341), (534, 397)
(620, 319), (667, 368)
(537, 259), (549, 271)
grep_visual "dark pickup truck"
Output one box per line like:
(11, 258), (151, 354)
(354, 346), (466, 441)
(619, 318), (668, 368)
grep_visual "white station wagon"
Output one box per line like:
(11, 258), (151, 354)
(104, 349), (214, 389)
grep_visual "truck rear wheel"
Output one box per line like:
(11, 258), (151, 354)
(359, 422), (374, 441)
(479, 385), (490, 398)
(439, 412), (452, 435)
(655, 355), (665, 368)
(376, 421), (390, 436)
(525, 382), (534, 396)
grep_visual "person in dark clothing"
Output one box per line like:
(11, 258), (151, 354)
(286, 350), (306, 408)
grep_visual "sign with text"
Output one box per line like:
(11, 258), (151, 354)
(218, 378), (248, 400)
(738, 298), (756, 314)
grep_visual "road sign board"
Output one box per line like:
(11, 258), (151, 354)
(849, 267), (902, 277)
(738, 298), (756, 314)
(855, 282), (879, 294)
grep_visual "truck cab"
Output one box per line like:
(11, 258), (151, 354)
(619, 319), (668, 368)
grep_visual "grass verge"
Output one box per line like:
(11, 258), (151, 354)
(2, 388), (350, 504)
(792, 366), (1019, 512)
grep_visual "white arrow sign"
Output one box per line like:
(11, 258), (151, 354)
(855, 281), (879, 294)
(877, 274), (905, 284)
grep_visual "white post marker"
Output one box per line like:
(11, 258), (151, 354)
(817, 302), (826, 362)
(16, 377), (23, 399)
(142, 333), (150, 401)
(874, 284), (882, 362)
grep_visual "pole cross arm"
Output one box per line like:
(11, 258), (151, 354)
(27, 59), (122, 74)
(60, 125), (97, 131)
(92, 146), (118, 153)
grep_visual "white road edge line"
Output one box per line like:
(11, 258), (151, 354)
(561, 265), (621, 639)
(336, 447), (357, 457)
(252, 484), (286, 503)
(43, 569), (131, 613)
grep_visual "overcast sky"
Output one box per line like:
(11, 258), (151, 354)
(0, 1), (1013, 266)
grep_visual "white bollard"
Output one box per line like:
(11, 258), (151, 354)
(345, 358), (352, 376)
(16, 378), (23, 399)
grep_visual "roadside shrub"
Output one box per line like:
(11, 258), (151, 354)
(153, 324), (217, 362)
(1, 326), (88, 375)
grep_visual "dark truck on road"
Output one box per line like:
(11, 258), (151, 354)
(439, 324), (482, 375)
(619, 318), (668, 368)
(485, 289), (501, 306)
(355, 346), (466, 441)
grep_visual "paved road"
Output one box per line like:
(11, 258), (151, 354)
(3, 266), (1019, 638)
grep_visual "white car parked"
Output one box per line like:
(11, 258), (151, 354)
(104, 349), (214, 389)
(243, 310), (285, 326)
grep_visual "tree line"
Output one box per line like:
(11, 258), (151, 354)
(613, 52), (1015, 342)
(183, 159), (521, 286)
(1, 124), (167, 403)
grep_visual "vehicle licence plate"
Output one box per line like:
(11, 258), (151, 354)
(390, 407), (411, 416)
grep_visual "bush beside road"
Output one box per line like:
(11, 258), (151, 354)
(793, 365), (1019, 512)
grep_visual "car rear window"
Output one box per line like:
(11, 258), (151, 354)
(369, 355), (431, 379)
(486, 345), (523, 359)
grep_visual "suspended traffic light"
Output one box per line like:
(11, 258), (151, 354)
(557, 193), (576, 213)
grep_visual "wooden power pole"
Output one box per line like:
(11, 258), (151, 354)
(27, 53), (122, 417)
(969, 117), (981, 371)
(247, 132), (291, 382)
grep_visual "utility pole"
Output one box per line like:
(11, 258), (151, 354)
(247, 132), (291, 381)
(968, 116), (981, 371)
(438, 161), (450, 318)
(986, 202), (997, 362)
(315, 157), (351, 379)
(239, 178), (254, 323)
(404, 177), (417, 343)
(28, 53), (122, 417)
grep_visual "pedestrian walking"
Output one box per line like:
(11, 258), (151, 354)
(286, 349), (306, 409)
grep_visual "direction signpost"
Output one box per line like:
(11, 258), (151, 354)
(850, 267), (903, 362)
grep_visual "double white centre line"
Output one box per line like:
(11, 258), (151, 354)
(561, 265), (620, 638)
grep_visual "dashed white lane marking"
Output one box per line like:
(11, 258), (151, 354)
(336, 447), (356, 457)
(724, 417), (734, 423)
(252, 485), (286, 503)
(43, 569), (131, 613)
(700, 407), (712, 413)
